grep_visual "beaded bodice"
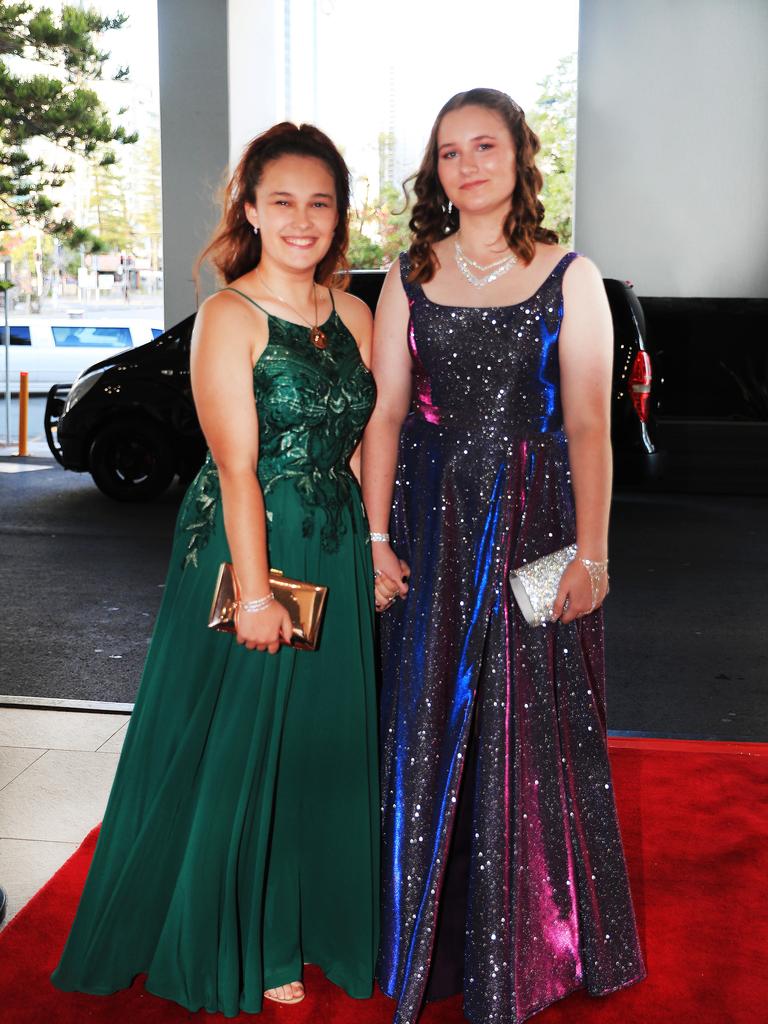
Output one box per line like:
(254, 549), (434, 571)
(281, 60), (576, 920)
(180, 301), (375, 566)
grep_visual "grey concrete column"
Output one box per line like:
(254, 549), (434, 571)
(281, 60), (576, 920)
(575, 0), (768, 298)
(158, 0), (229, 326)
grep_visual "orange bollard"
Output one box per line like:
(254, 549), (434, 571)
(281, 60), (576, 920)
(18, 370), (28, 457)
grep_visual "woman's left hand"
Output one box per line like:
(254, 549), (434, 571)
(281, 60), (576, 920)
(552, 559), (608, 624)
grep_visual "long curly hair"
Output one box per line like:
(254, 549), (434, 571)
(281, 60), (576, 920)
(407, 88), (558, 283)
(196, 122), (350, 288)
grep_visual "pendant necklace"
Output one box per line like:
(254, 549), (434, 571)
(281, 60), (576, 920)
(454, 237), (518, 288)
(257, 273), (328, 349)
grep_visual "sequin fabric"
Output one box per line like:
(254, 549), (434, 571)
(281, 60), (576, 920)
(378, 252), (646, 1024)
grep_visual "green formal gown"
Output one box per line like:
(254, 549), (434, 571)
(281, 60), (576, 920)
(51, 291), (380, 1017)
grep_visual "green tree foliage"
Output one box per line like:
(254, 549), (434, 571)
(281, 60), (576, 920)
(133, 127), (162, 269)
(348, 176), (383, 269)
(347, 230), (384, 269)
(528, 54), (576, 246)
(0, 1), (137, 248)
(348, 181), (412, 270)
(375, 182), (411, 265)
(87, 161), (133, 250)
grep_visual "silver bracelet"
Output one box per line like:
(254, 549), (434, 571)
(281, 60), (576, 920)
(238, 593), (275, 614)
(370, 531), (390, 543)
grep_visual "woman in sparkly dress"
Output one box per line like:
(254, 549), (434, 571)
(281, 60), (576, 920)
(362, 89), (645, 1024)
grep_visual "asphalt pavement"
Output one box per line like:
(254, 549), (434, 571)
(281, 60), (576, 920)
(1, 456), (766, 741)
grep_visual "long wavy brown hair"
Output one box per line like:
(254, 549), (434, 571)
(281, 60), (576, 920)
(196, 122), (351, 288)
(407, 88), (558, 283)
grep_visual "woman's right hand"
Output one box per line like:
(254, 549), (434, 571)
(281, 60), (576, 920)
(373, 543), (410, 612)
(236, 600), (293, 654)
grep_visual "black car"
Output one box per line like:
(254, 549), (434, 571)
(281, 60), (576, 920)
(45, 314), (204, 500)
(637, 295), (768, 494)
(45, 273), (659, 500)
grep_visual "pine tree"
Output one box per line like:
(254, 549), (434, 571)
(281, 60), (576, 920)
(0, 1), (137, 249)
(132, 127), (162, 270)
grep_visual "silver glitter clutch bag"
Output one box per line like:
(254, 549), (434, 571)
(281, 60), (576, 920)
(509, 544), (577, 626)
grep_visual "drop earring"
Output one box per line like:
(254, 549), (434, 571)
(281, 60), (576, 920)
(443, 198), (454, 234)
(252, 225), (259, 236)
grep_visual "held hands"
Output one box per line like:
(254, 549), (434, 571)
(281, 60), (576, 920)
(552, 559), (609, 624)
(235, 599), (293, 654)
(373, 543), (410, 613)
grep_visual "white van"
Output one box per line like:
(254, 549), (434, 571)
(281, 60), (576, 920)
(0, 317), (163, 395)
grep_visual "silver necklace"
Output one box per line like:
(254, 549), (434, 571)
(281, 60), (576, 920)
(454, 238), (518, 288)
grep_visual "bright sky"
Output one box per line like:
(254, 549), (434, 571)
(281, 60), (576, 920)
(97, 0), (159, 90)
(91, 0), (579, 182)
(303, 0), (579, 181)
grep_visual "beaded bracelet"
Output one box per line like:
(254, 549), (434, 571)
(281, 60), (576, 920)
(578, 557), (609, 612)
(370, 532), (390, 543)
(239, 593), (275, 614)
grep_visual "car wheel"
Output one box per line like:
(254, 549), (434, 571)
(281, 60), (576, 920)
(88, 420), (176, 501)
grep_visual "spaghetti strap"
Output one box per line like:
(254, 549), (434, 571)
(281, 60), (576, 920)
(221, 286), (270, 316)
(328, 286), (336, 312)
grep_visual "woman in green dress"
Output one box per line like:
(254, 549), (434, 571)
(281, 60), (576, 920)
(51, 122), (379, 1015)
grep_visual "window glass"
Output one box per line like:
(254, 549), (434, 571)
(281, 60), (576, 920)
(282, 0), (578, 268)
(52, 326), (133, 348)
(6, 326), (31, 345)
(5, 2), (163, 331)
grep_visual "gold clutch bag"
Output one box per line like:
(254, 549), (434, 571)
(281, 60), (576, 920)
(207, 562), (328, 651)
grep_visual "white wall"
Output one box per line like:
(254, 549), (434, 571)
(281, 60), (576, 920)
(227, 0), (284, 169)
(575, 0), (768, 298)
(158, 0), (229, 326)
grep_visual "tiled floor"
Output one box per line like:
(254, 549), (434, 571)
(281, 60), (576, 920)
(0, 707), (129, 928)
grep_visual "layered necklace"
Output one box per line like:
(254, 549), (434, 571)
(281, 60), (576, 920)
(454, 237), (518, 288)
(257, 272), (328, 349)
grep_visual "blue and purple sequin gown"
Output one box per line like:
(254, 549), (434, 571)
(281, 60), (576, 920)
(378, 252), (645, 1024)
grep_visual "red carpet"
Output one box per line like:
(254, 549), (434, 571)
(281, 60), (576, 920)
(0, 738), (765, 1023)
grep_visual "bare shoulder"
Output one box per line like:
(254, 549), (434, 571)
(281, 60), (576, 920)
(561, 252), (605, 294)
(332, 288), (373, 355)
(332, 287), (373, 331)
(376, 257), (412, 318)
(192, 289), (260, 353)
(560, 253), (612, 345)
(386, 255), (403, 277)
(195, 289), (255, 328)
(382, 256), (407, 288)
(378, 255), (409, 295)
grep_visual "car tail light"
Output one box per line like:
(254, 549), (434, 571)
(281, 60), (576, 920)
(629, 351), (652, 422)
